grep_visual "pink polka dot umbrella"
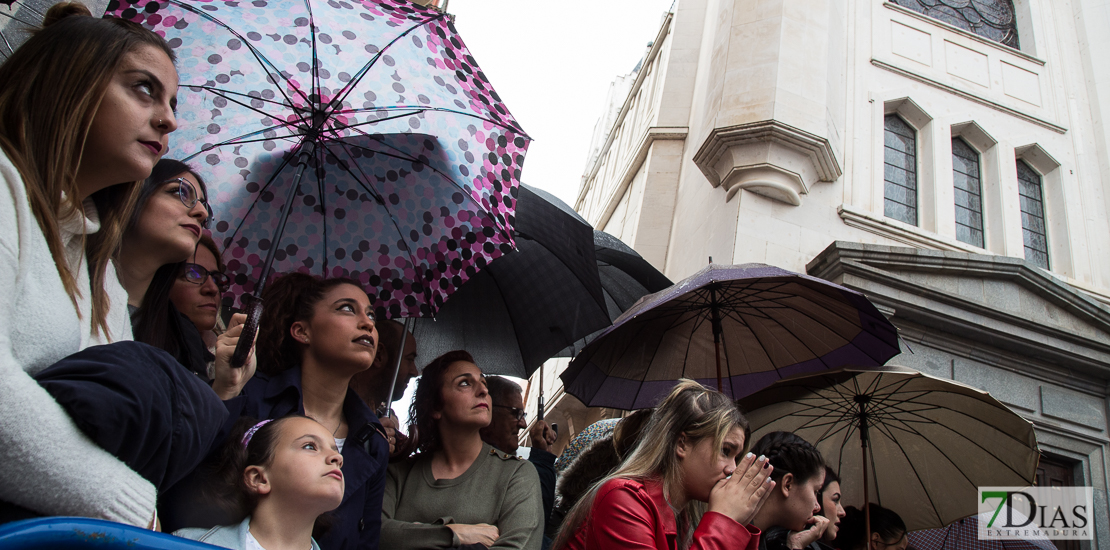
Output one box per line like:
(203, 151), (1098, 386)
(105, 0), (530, 364)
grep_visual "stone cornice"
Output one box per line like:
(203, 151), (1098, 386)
(692, 120), (842, 186)
(807, 242), (1110, 378)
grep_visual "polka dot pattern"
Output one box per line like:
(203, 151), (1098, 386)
(104, 0), (529, 319)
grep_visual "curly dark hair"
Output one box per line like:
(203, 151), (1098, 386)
(409, 350), (477, 455)
(750, 431), (825, 485)
(255, 272), (366, 375)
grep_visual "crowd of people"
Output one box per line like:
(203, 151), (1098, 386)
(0, 4), (917, 550)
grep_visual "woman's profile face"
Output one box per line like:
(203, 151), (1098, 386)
(433, 361), (490, 429)
(820, 480), (845, 542)
(781, 470), (825, 531)
(678, 426), (745, 504)
(78, 44), (178, 199)
(169, 243), (221, 331)
(130, 171), (208, 263)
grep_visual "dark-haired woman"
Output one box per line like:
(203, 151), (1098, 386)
(218, 272), (390, 550)
(381, 350), (544, 550)
(749, 432), (830, 550)
(817, 467), (845, 549)
(0, 1), (178, 526)
(122, 160), (255, 398)
(832, 504), (906, 550)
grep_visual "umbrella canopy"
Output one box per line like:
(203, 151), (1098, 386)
(552, 230), (673, 357)
(106, 0), (528, 319)
(554, 417), (620, 473)
(561, 263), (900, 409)
(0, 0), (46, 60)
(738, 365), (1040, 531)
(412, 184), (609, 378)
(909, 514), (1056, 550)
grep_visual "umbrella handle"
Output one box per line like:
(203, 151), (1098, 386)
(231, 297), (263, 368)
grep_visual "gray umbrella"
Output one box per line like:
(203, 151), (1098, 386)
(738, 365), (1039, 531)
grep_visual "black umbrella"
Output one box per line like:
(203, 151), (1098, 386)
(553, 230), (673, 357)
(412, 184), (610, 380)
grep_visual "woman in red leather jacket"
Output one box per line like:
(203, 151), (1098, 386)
(552, 379), (775, 550)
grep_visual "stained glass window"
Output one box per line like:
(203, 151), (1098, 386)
(891, 0), (1019, 49)
(1016, 159), (1048, 269)
(884, 115), (918, 226)
(952, 137), (984, 247)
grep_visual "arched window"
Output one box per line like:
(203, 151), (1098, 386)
(891, 0), (1019, 49)
(1016, 159), (1048, 269)
(952, 137), (984, 247)
(884, 114), (918, 225)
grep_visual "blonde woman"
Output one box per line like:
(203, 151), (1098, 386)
(0, 2), (177, 527)
(553, 380), (774, 550)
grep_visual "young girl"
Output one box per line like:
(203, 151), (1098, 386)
(0, 1), (177, 526)
(175, 416), (345, 550)
(749, 432), (831, 550)
(817, 467), (845, 549)
(553, 379), (772, 550)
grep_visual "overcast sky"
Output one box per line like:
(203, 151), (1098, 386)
(392, 0), (675, 429)
(447, 0), (676, 207)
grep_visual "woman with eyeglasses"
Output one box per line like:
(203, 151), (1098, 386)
(168, 234), (256, 400)
(120, 159), (256, 397)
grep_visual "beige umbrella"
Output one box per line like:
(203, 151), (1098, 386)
(738, 365), (1039, 532)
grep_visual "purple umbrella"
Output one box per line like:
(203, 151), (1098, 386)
(561, 263), (899, 409)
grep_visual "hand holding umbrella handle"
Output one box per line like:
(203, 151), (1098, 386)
(231, 297), (263, 368)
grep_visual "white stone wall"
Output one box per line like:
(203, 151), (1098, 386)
(573, 0), (1110, 305)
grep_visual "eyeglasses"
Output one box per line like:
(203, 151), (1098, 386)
(170, 177), (214, 228)
(494, 405), (526, 422)
(181, 262), (231, 292)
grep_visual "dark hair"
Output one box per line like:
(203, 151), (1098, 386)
(255, 272), (366, 375)
(208, 416), (294, 520)
(129, 160), (209, 367)
(128, 158), (207, 231)
(409, 350), (476, 455)
(819, 466), (840, 502)
(485, 375), (521, 407)
(0, 3), (175, 337)
(750, 431), (825, 485)
(835, 504), (907, 550)
(197, 233), (226, 273)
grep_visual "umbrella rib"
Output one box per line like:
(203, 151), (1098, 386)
(327, 10), (444, 123)
(342, 125), (515, 241)
(305, 0), (320, 112)
(164, 0), (308, 109)
(219, 142), (302, 254)
(183, 84), (300, 113)
(866, 419), (944, 525)
(324, 138), (431, 310)
(335, 105), (533, 138)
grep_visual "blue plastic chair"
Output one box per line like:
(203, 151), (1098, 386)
(0, 517), (222, 549)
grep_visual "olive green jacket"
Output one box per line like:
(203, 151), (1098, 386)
(381, 443), (543, 550)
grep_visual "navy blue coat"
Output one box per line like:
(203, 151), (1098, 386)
(225, 368), (390, 550)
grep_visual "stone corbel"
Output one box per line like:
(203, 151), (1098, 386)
(692, 121), (842, 206)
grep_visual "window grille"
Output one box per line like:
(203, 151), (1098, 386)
(1016, 159), (1048, 269)
(884, 115), (918, 226)
(952, 137), (984, 247)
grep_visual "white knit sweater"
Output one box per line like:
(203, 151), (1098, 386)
(0, 150), (156, 525)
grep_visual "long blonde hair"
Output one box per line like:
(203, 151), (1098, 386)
(552, 380), (750, 550)
(0, 3), (174, 336)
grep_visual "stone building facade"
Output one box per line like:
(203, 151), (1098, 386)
(527, 1), (1110, 545)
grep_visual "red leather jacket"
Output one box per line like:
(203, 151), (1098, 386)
(564, 477), (761, 550)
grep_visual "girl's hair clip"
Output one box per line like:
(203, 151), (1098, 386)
(242, 419), (274, 448)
